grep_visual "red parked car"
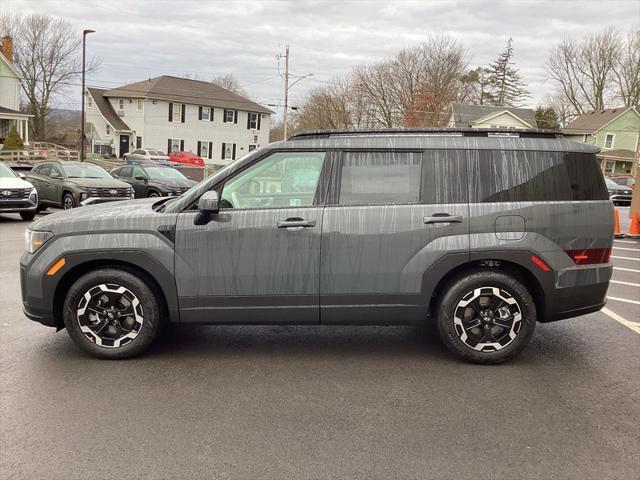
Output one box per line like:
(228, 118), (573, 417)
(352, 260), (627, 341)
(167, 151), (205, 167)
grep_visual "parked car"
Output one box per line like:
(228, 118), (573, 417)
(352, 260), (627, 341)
(608, 175), (635, 189)
(123, 148), (170, 163)
(168, 150), (205, 167)
(25, 161), (133, 210)
(111, 164), (197, 198)
(21, 128), (614, 364)
(0, 162), (38, 220)
(605, 177), (633, 206)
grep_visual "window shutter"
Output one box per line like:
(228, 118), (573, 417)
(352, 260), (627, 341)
(234, 111), (238, 124)
(247, 112), (251, 129)
(232, 143), (236, 160)
(180, 140), (184, 151)
(168, 103), (173, 122)
(223, 110), (227, 123)
(197, 141), (201, 156)
(198, 106), (202, 120)
(167, 139), (171, 154)
(257, 114), (261, 131)
(208, 141), (213, 159)
(221, 143), (225, 159)
(210, 108), (214, 121)
(181, 104), (186, 123)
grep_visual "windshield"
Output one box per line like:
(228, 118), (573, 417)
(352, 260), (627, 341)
(0, 163), (18, 178)
(146, 167), (187, 180)
(62, 164), (112, 179)
(605, 178), (618, 188)
(148, 150), (166, 156)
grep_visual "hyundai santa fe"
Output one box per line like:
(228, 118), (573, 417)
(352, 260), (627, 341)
(20, 128), (614, 364)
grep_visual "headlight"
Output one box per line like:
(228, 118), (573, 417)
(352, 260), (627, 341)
(29, 187), (37, 199)
(25, 229), (53, 254)
(129, 188), (135, 198)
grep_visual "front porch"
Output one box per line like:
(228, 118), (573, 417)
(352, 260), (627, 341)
(0, 106), (31, 145)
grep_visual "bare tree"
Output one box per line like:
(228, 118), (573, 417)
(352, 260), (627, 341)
(0, 13), (99, 141)
(210, 73), (248, 97)
(548, 28), (622, 115)
(612, 29), (640, 107)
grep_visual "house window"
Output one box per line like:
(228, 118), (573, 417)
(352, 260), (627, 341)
(222, 142), (236, 160)
(137, 99), (143, 112)
(604, 133), (615, 149)
(224, 109), (236, 123)
(201, 107), (210, 121)
(169, 138), (181, 152)
(200, 141), (208, 158)
(248, 112), (259, 129)
(172, 103), (181, 122)
(87, 96), (93, 109)
(253, 135), (258, 143)
(136, 136), (142, 148)
(106, 125), (111, 135)
(119, 99), (124, 109)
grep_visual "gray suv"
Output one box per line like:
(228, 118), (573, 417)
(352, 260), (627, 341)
(20, 129), (614, 363)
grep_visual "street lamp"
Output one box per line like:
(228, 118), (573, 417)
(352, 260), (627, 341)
(80, 29), (95, 161)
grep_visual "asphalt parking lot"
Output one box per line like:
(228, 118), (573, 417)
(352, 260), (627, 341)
(1, 208), (639, 480)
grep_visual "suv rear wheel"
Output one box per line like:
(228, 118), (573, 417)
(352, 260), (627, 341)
(436, 270), (536, 364)
(63, 268), (163, 359)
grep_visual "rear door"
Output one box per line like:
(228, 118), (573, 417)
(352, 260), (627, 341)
(320, 149), (469, 324)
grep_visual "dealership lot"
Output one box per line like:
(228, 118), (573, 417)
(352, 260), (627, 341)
(1, 209), (638, 479)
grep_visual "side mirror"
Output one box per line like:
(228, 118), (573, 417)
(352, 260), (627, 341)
(18, 172), (25, 178)
(198, 190), (219, 215)
(134, 175), (146, 180)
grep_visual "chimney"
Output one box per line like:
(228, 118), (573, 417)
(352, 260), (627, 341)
(1, 36), (13, 63)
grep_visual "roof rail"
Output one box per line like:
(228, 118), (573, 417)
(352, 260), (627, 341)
(288, 128), (561, 140)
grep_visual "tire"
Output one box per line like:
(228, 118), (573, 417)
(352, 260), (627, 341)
(147, 191), (160, 198)
(63, 268), (164, 359)
(436, 270), (536, 364)
(62, 192), (76, 210)
(36, 205), (47, 213)
(20, 211), (36, 221)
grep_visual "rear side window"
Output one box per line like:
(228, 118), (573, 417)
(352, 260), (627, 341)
(422, 150), (467, 204)
(337, 151), (421, 205)
(118, 166), (132, 178)
(36, 164), (51, 176)
(469, 150), (607, 202)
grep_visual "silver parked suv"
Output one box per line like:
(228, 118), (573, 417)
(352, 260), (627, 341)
(20, 129), (614, 363)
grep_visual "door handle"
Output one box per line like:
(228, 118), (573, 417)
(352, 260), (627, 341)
(277, 218), (316, 228)
(424, 214), (463, 224)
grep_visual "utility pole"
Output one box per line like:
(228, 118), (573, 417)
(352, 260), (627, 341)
(80, 29), (95, 161)
(283, 45), (290, 140)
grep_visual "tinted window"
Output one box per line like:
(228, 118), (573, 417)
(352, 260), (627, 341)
(422, 150), (467, 204)
(132, 166), (146, 178)
(470, 150), (580, 202)
(563, 153), (609, 200)
(37, 164), (51, 176)
(337, 151), (421, 205)
(119, 166), (133, 178)
(50, 165), (64, 178)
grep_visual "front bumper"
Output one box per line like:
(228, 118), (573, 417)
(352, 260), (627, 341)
(609, 194), (632, 203)
(80, 196), (132, 206)
(0, 198), (37, 213)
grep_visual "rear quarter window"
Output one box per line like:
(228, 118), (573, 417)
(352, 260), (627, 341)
(469, 150), (607, 202)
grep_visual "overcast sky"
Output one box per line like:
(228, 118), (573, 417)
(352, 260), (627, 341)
(3, 0), (640, 117)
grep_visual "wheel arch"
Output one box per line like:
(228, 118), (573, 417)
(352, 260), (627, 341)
(424, 252), (549, 322)
(52, 254), (178, 329)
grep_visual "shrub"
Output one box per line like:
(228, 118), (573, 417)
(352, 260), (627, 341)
(3, 126), (24, 149)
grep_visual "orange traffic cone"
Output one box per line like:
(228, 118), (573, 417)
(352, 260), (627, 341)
(627, 212), (640, 239)
(614, 209), (623, 238)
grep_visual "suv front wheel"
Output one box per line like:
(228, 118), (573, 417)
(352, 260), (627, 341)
(436, 270), (536, 364)
(63, 268), (164, 359)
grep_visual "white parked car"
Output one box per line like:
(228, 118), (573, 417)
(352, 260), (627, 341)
(0, 162), (38, 220)
(123, 148), (170, 163)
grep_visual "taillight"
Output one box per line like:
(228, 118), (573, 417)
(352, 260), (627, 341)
(564, 248), (611, 265)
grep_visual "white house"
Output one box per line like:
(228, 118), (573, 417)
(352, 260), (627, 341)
(447, 103), (537, 129)
(85, 75), (273, 165)
(0, 36), (31, 145)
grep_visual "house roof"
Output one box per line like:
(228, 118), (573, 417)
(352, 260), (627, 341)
(0, 106), (31, 118)
(449, 103), (537, 128)
(103, 75), (274, 114)
(597, 148), (636, 160)
(86, 87), (131, 131)
(562, 107), (637, 135)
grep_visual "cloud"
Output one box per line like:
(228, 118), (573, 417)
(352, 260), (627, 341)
(3, 0), (639, 113)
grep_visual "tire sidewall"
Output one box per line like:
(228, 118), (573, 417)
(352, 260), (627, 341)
(63, 193), (76, 210)
(63, 268), (162, 359)
(437, 270), (537, 364)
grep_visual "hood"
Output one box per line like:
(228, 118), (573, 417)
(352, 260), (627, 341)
(29, 197), (177, 236)
(66, 177), (131, 188)
(149, 179), (198, 189)
(0, 176), (35, 189)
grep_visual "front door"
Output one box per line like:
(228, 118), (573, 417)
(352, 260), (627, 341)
(174, 150), (329, 324)
(119, 135), (130, 158)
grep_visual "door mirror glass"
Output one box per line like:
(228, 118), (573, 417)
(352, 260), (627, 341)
(198, 190), (219, 214)
(134, 175), (146, 180)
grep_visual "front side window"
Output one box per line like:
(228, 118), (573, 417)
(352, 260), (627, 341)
(50, 165), (64, 178)
(337, 151), (422, 206)
(604, 133), (615, 149)
(132, 166), (146, 179)
(220, 151), (325, 209)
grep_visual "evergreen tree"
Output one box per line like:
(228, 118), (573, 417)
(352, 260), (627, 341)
(3, 126), (24, 149)
(487, 38), (529, 107)
(534, 106), (560, 130)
